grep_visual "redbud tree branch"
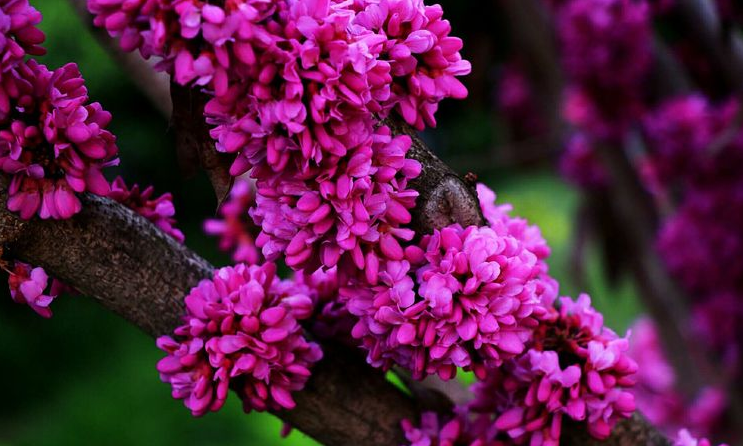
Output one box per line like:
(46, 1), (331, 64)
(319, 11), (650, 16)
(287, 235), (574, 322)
(0, 166), (670, 446)
(0, 177), (418, 446)
(8, 2), (667, 444)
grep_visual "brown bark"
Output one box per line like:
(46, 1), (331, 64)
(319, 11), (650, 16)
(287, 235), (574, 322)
(0, 178), (417, 446)
(384, 117), (485, 233)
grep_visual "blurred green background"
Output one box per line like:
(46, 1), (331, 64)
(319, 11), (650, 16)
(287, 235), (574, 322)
(0, 1), (643, 445)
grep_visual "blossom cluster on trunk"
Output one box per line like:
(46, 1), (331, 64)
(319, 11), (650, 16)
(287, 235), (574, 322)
(2, 0), (731, 445)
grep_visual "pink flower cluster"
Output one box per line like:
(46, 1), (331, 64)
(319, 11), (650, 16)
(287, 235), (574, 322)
(657, 185), (743, 301)
(248, 125), (421, 273)
(87, 0), (469, 276)
(0, 60), (119, 219)
(642, 95), (739, 185)
(343, 185), (557, 380)
(467, 295), (637, 445)
(203, 178), (259, 264)
(554, 0), (652, 138)
(88, 0), (470, 128)
(109, 176), (185, 243)
(0, 0), (44, 74)
(401, 412), (503, 446)
(644, 98), (743, 408)
(156, 263), (322, 416)
(350, 0), (471, 130)
(7, 261), (65, 318)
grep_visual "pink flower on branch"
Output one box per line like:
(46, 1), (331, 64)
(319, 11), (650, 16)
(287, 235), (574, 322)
(343, 185), (557, 380)
(203, 178), (259, 263)
(7, 261), (65, 318)
(156, 263), (322, 416)
(0, 60), (119, 220)
(0, 0), (45, 74)
(556, 0), (652, 138)
(109, 176), (185, 243)
(467, 295), (637, 445)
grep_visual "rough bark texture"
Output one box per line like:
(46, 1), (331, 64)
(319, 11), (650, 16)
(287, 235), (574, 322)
(0, 178), (417, 446)
(0, 181), (209, 336)
(384, 117), (485, 232)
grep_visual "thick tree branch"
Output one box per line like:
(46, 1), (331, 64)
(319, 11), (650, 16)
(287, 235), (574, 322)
(0, 178), (417, 446)
(0, 179), (671, 445)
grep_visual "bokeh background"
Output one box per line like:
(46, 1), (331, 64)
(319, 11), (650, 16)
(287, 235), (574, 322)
(0, 1), (642, 445)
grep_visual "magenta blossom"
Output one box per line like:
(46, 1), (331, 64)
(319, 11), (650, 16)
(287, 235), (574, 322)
(7, 261), (65, 318)
(559, 133), (607, 190)
(203, 177), (260, 264)
(401, 412), (504, 446)
(351, 0), (471, 129)
(0, 0), (45, 76)
(642, 95), (738, 185)
(496, 62), (545, 138)
(467, 294), (637, 445)
(249, 124), (421, 273)
(344, 188), (557, 379)
(156, 263), (322, 416)
(0, 60), (119, 220)
(109, 176), (184, 243)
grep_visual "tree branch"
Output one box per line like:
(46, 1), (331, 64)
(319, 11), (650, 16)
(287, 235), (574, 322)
(2, 4), (670, 442)
(0, 178), (671, 445)
(0, 177), (417, 446)
(383, 117), (485, 232)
